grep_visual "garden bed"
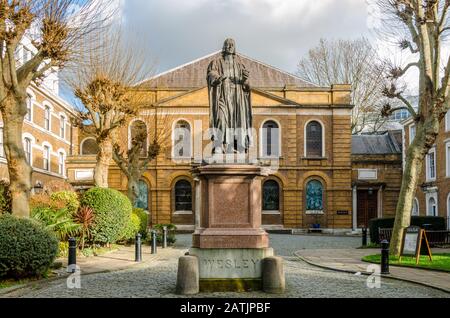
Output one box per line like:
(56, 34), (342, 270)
(362, 253), (450, 272)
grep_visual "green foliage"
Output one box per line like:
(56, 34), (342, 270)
(31, 207), (81, 241)
(0, 215), (59, 279)
(152, 223), (177, 245)
(72, 206), (95, 250)
(369, 216), (447, 244)
(50, 191), (80, 215)
(80, 188), (132, 244)
(119, 213), (141, 242)
(132, 208), (148, 238)
(0, 180), (11, 214)
(362, 253), (450, 272)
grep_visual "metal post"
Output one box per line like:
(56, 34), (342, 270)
(151, 230), (157, 254)
(67, 237), (76, 273)
(381, 240), (390, 274)
(135, 233), (142, 262)
(162, 226), (168, 248)
(362, 227), (367, 247)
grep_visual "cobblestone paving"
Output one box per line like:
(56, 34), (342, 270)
(4, 235), (448, 298)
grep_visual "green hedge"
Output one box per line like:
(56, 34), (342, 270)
(0, 214), (59, 279)
(0, 180), (11, 214)
(80, 188), (132, 244)
(133, 208), (149, 239)
(119, 213), (141, 242)
(369, 216), (446, 243)
(50, 191), (80, 215)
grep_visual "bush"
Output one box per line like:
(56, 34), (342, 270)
(369, 216), (447, 244)
(152, 223), (177, 245)
(133, 208), (149, 239)
(50, 191), (80, 215)
(31, 206), (80, 241)
(0, 180), (11, 214)
(119, 213), (141, 242)
(30, 194), (65, 212)
(0, 214), (59, 279)
(80, 188), (132, 244)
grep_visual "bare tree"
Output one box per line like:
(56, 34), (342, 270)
(297, 38), (389, 134)
(112, 113), (170, 206)
(66, 32), (154, 188)
(0, 0), (111, 217)
(374, 0), (450, 256)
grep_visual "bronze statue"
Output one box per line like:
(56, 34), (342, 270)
(207, 38), (253, 154)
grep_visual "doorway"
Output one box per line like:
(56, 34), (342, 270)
(357, 190), (378, 228)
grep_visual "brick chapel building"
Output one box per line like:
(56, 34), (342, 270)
(65, 51), (407, 233)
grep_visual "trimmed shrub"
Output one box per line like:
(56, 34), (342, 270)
(119, 213), (141, 242)
(0, 180), (11, 214)
(80, 188), (132, 244)
(369, 216), (446, 244)
(50, 191), (80, 215)
(133, 208), (149, 239)
(0, 214), (59, 279)
(153, 223), (177, 245)
(30, 194), (66, 212)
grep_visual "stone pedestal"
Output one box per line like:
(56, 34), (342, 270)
(189, 164), (272, 292)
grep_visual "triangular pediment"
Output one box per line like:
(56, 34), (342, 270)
(140, 51), (316, 89)
(154, 86), (300, 107)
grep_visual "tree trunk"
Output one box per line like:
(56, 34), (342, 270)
(94, 138), (113, 187)
(127, 173), (140, 207)
(390, 119), (439, 257)
(1, 96), (32, 217)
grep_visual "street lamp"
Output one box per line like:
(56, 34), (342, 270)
(33, 181), (43, 194)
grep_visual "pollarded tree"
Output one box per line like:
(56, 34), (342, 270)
(297, 38), (390, 134)
(0, 0), (111, 217)
(373, 0), (450, 256)
(66, 33), (154, 188)
(112, 115), (169, 206)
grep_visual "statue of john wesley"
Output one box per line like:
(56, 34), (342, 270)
(207, 38), (253, 154)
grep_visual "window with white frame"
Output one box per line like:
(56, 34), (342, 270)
(26, 95), (32, 122)
(428, 197), (437, 216)
(0, 128), (4, 158)
(58, 152), (65, 175)
(409, 125), (416, 145)
(44, 106), (51, 131)
(447, 142), (450, 178)
(412, 198), (419, 216)
(24, 138), (31, 164)
(60, 116), (66, 139)
(426, 148), (436, 181)
(43, 145), (50, 171)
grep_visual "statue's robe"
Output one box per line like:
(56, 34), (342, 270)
(207, 54), (253, 152)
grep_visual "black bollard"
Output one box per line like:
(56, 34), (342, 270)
(162, 226), (168, 249)
(67, 237), (77, 273)
(381, 240), (390, 274)
(362, 227), (367, 247)
(135, 233), (142, 262)
(151, 230), (157, 254)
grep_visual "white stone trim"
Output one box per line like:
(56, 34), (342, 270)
(425, 147), (437, 182)
(262, 210), (281, 215)
(358, 169), (378, 180)
(304, 119), (325, 158)
(74, 169), (94, 181)
(425, 191), (438, 217)
(173, 210), (193, 215)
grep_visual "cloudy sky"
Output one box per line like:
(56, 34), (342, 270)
(117, 0), (373, 75)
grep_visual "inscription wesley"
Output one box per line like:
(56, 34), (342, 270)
(203, 258), (260, 270)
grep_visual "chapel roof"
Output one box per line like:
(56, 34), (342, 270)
(351, 130), (402, 155)
(139, 51), (316, 89)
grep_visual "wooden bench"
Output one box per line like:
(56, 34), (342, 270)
(378, 227), (450, 246)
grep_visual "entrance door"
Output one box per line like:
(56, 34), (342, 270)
(357, 190), (378, 228)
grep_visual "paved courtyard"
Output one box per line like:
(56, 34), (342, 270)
(1, 234), (448, 298)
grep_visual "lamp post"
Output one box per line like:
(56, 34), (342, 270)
(33, 181), (43, 194)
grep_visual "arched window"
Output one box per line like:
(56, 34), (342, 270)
(262, 121), (280, 157)
(173, 120), (191, 158)
(81, 138), (99, 155)
(412, 198), (419, 216)
(306, 121), (323, 157)
(174, 180), (192, 212)
(24, 138), (32, 164)
(136, 180), (149, 211)
(130, 120), (148, 156)
(306, 180), (323, 211)
(263, 180), (280, 211)
(428, 197), (437, 216)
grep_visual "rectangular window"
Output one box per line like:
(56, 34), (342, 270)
(60, 116), (65, 139)
(26, 96), (32, 122)
(427, 149), (436, 181)
(447, 143), (450, 178)
(409, 125), (416, 145)
(44, 107), (50, 130)
(24, 139), (31, 164)
(58, 152), (64, 175)
(0, 128), (4, 158)
(43, 146), (50, 171)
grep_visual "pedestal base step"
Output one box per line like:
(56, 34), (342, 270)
(200, 278), (262, 292)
